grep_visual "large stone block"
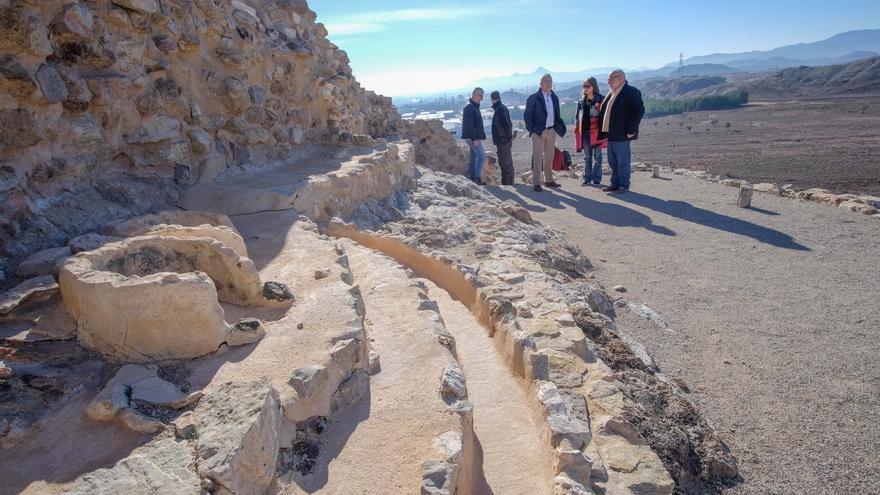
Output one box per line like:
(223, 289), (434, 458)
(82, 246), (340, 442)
(193, 378), (281, 495)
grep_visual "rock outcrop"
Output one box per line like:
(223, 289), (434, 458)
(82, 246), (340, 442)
(0, 0), (400, 283)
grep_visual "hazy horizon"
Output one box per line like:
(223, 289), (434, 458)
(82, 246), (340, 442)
(310, 0), (880, 97)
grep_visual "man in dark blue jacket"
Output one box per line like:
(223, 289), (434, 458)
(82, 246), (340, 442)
(490, 91), (514, 185)
(597, 70), (645, 193)
(461, 87), (487, 184)
(524, 74), (566, 192)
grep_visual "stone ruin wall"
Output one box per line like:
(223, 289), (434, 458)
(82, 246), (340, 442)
(0, 0), (402, 283)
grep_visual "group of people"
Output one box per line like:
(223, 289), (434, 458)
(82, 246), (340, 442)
(461, 70), (645, 194)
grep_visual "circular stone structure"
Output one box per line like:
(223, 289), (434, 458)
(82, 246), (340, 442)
(108, 211), (250, 258)
(59, 235), (267, 362)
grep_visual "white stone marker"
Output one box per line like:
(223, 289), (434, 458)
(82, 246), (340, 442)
(652, 165), (661, 178)
(737, 183), (754, 208)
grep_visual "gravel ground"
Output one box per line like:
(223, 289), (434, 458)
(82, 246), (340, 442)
(487, 172), (880, 495)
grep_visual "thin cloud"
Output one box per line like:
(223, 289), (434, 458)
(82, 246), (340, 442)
(323, 6), (489, 36)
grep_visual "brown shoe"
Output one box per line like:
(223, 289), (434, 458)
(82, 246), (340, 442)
(545, 181), (562, 188)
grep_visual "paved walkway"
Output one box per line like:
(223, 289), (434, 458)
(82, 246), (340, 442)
(490, 172), (880, 495)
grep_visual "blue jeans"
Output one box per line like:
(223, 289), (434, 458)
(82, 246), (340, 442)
(607, 140), (632, 189)
(582, 137), (603, 184)
(466, 140), (486, 181)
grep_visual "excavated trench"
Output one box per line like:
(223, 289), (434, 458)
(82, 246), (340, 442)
(324, 223), (557, 494)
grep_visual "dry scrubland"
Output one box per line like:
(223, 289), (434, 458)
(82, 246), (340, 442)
(635, 98), (880, 196)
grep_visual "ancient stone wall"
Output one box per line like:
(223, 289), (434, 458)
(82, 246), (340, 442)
(0, 0), (401, 282)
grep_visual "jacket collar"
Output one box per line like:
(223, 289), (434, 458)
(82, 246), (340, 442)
(468, 98), (480, 107)
(492, 100), (503, 110)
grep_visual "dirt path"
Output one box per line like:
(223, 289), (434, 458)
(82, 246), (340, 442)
(425, 280), (552, 495)
(489, 173), (880, 495)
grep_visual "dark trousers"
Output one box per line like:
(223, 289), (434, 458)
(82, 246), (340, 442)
(607, 140), (632, 189)
(496, 141), (514, 185)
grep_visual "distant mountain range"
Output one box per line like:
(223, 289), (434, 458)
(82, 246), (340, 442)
(634, 56), (880, 100)
(670, 29), (880, 68)
(395, 28), (880, 99)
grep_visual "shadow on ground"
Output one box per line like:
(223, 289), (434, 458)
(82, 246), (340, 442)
(491, 185), (677, 237)
(490, 184), (809, 251)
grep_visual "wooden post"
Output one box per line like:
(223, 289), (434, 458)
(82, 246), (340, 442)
(652, 165), (661, 178)
(737, 184), (754, 208)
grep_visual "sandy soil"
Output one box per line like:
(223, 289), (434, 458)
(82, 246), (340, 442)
(486, 172), (880, 494)
(503, 96), (880, 196)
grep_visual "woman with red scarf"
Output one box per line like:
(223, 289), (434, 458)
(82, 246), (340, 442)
(575, 77), (608, 186)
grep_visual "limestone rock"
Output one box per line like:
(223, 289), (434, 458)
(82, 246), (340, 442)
(0, 275), (57, 315)
(627, 303), (668, 329)
(482, 154), (500, 186)
(552, 476), (594, 495)
(111, 0), (159, 15)
(16, 246), (70, 278)
(329, 369), (369, 413)
(439, 363), (468, 404)
(0, 55), (36, 97)
(538, 382), (591, 450)
(401, 119), (468, 175)
(421, 460), (458, 495)
(63, 435), (201, 495)
(50, 3), (94, 38)
(68, 233), (119, 254)
(125, 116), (182, 145)
(193, 378), (281, 495)
(555, 444), (593, 486)
(85, 364), (193, 428)
(0, 108), (40, 151)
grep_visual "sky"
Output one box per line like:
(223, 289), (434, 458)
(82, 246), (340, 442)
(309, 0), (880, 97)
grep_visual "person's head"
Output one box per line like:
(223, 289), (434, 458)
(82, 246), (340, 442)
(540, 74), (553, 93)
(583, 77), (599, 97)
(471, 87), (484, 103)
(490, 91), (501, 104)
(608, 70), (626, 91)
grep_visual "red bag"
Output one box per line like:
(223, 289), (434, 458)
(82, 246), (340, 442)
(552, 147), (566, 171)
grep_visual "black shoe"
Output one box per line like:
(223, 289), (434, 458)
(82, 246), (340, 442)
(545, 181), (562, 188)
(593, 181), (602, 185)
(533, 185), (543, 192)
(582, 180), (590, 186)
(602, 186), (619, 192)
(610, 187), (629, 194)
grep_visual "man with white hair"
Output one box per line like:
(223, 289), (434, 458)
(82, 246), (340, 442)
(597, 69), (644, 194)
(524, 73), (567, 192)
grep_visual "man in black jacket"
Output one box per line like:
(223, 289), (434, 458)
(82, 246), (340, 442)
(461, 87), (487, 184)
(490, 91), (514, 185)
(597, 70), (645, 193)
(524, 74), (567, 192)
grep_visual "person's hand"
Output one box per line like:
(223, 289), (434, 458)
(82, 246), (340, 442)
(626, 133), (635, 139)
